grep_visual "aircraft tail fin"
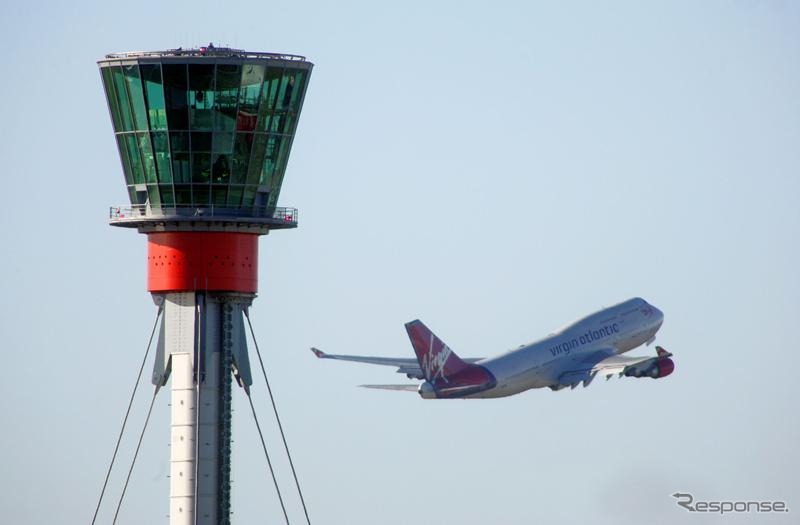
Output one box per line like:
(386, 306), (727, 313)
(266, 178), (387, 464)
(404, 320), (470, 382)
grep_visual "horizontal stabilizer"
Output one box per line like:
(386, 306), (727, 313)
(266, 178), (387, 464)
(359, 384), (419, 392)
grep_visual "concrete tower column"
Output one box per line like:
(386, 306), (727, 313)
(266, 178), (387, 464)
(154, 291), (253, 525)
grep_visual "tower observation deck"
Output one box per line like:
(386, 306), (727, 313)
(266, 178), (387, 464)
(100, 46), (311, 234)
(97, 46), (313, 524)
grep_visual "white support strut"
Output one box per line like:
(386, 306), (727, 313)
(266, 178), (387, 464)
(156, 292), (252, 525)
(164, 292), (199, 525)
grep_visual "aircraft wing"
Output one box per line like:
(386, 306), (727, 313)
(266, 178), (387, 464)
(311, 347), (483, 379)
(587, 354), (657, 376)
(558, 348), (672, 388)
(311, 347), (423, 377)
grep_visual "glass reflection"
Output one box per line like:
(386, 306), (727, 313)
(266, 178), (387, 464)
(163, 64), (188, 130)
(102, 60), (310, 209)
(141, 64), (167, 130)
(189, 64), (215, 131)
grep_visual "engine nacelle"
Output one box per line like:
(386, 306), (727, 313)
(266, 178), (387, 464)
(418, 381), (437, 399)
(651, 357), (674, 378)
(624, 357), (675, 379)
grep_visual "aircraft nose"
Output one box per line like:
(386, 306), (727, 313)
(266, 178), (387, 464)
(651, 305), (664, 326)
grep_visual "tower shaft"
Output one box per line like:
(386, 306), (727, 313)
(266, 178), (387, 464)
(156, 292), (252, 525)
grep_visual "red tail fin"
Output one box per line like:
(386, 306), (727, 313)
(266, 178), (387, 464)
(405, 320), (469, 382)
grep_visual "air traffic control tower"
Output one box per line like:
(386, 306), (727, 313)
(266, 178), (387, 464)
(98, 46), (312, 524)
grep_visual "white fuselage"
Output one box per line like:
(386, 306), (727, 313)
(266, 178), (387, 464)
(472, 297), (664, 398)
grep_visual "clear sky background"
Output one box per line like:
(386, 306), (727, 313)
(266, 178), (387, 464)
(0, 1), (798, 524)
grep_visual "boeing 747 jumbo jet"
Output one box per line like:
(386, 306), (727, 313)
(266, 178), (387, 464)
(311, 298), (673, 399)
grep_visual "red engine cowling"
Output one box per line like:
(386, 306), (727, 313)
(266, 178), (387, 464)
(652, 357), (675, 378)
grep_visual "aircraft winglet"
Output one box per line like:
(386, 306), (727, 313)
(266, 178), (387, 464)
(310, 347), (327, 358)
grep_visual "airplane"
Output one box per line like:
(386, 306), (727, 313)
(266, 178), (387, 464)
(311, 297), (673, 399)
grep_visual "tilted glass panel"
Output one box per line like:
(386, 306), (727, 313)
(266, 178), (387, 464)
(126, 186), (138, 205)
(215, 64), (240, 132)
(137, 132), (157, 183)
(140, 63), (167, 130)
(151, 131), (172, 183)
(212, 132), (234, 154)
(255, 66), (284, 132)
(192, 152), (211, 184)
(281, 69), (308, 133)
(170, 132), (190, 183)
(211, 154), (231, 184)
(275, 71), (294, 111)
(111, 66), (134, 131)
(232, 133), (253, 185)
(269, 107), (289, 134)
(268, 137), (293, 208)
(146, 184), (162, 206)
(242, 185), (257, 208)
(259, 134), (282, 187)
(162, 64), (189, 130)
(188, 64), (215, 131)
(159, 184), (175, 206)
(174, 184), (192, 205)
(264, 67), (283, 110)
(124, 65), (148, 131)
(101, 67), (124, 132)
(211, 184), (228, 206)
(237, 64), (264, 131)
(191, 131), (212, 152)
(193, 184), (210, 206)
(254, 190), (269, 209)
(191, 131), (212, 188)
(115, 134), (134, 185)
(247, 133), (268, 186)
(257, 106), (274, 136)
(288, 69), (308, 110)
(227, 185), (244, 207)
(124, 133), (145, 184)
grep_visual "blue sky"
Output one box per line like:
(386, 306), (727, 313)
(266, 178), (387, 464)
(0, 1), (798, 523)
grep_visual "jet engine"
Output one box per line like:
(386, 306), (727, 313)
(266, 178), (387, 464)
(418, 381), (437, 399)
(624, 357), (675, 379)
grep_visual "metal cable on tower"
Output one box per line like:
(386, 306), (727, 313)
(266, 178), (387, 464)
(91, 307), (162, 525)
(245, 309), (312, 525)
(112, 389), (159, 524)
(246, 393), (290, 524)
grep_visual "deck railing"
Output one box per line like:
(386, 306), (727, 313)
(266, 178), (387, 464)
(109, 204), (298, 225)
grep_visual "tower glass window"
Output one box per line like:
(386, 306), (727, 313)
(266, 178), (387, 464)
(99, 49), (311, 216)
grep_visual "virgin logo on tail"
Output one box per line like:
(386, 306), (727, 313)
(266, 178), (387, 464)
(422, 334), (451, 383)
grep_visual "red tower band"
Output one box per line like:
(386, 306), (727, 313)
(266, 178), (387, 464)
(146, 232), (259, 293)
